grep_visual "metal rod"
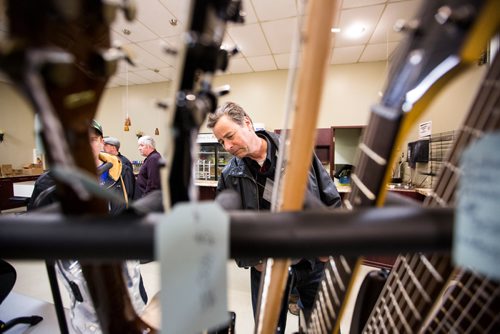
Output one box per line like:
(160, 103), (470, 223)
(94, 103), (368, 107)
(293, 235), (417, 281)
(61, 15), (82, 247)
(0, 207), (453, 260)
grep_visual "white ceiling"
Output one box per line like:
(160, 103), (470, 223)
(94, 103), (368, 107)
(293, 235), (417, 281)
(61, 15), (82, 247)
(0, 0), (423, 87)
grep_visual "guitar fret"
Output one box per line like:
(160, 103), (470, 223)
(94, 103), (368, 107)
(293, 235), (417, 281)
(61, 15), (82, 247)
(331, 261), (345, 292)
(401, 257), (431, 303)
(321, 281), (336, 318)
(387, 287), (412, 333)
(394, 275), (422, 321)
(325, 268), (340, 306)
(382, 302), (399, 333)
(419, 254), (445, 283)
(339, 255), (352, 274)
(358, 142), (387, 166)
(319, 291), (332, 330)
(317, 299), (328, 334)
(351, 173), (376, 200)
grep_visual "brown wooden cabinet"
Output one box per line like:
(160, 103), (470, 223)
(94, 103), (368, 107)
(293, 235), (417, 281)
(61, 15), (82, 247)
(0, 175), (40, 211)
(274, 128), (334, 177)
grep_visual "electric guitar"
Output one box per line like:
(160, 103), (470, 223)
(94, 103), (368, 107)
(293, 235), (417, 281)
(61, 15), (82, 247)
(364, 40), (500, 334)
(302, 0), (500, 333)
(0, 1), (156, 333)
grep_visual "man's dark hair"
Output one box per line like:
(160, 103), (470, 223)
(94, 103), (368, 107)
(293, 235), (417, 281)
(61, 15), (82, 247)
(207, 102), (253, 129)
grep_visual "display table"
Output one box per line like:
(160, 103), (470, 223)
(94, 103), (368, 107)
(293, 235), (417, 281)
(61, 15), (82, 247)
(0, 291), (69, 334)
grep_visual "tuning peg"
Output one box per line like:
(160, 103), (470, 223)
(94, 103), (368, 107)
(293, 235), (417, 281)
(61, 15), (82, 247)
(156, 99), (170, 110)
(102, 0), (137, 24)
(393, 19), (419, 33)
(122, 0), (137, 21)
(435, 5), (475, 26)
(214, 85), (231, 97)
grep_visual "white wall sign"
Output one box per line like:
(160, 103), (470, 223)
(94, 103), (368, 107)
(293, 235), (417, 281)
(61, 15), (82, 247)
(419, 120), (432, 138)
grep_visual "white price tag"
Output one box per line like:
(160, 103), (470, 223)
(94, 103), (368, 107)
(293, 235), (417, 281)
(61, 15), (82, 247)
(156, 202), (229, 334)
(454, 132), (500, 280)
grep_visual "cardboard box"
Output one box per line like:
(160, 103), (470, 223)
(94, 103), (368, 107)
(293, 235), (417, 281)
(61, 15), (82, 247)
(1, 164), (13, 177)
(23, 167), (44, 175)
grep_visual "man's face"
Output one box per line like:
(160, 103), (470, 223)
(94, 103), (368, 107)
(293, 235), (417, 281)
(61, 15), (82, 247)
(89, 134), (103, 159)
(138, 143), (152, 157)
(213, 115), (254, 158)
(103, 143), (118, 156)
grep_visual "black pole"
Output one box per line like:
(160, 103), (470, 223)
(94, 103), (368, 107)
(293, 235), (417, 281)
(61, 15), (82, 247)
(45, 260), (69, 334)
(0, 207), (453, 260)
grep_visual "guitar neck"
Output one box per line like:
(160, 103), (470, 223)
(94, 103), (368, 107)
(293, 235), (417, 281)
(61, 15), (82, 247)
(2, 2), (156, 333)
(306, 1), (500, 333)
(364, 35), (500, 334)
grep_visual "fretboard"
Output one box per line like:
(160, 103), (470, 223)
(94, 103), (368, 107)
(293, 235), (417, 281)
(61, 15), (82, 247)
(363, 46), (500, 333)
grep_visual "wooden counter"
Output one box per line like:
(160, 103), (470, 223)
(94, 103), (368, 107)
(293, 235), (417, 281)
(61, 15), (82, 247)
(0, 175), (41, 211)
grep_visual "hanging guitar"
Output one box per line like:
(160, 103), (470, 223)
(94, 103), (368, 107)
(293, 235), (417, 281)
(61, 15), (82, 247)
(301, 0), (500, 333)
(0, 1), (156, 333)
(362, 38), (500, 334)
(254, 1), (341, 333)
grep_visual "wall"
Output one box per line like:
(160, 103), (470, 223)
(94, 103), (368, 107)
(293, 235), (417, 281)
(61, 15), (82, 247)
(0, 83), (36, 169)
(0, 61), (486, 168)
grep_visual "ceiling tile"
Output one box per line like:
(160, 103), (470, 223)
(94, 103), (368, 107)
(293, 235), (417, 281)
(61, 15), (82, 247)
(342, 0), (386, 9)
(331, 45), (364, 64)
(137, 0), (184, 38)
(334, 4), (385, 47)
(273, 53), (302, 70)
(247, 55), (277, 71)
(261, 17), (298, 54)
(137, 39), (177, 66)
(112, 14), (158, 43)
(251, 0), (297, 21)
(134, 68), (169, 82)
(126, 72), (152, 85)
(114, 72), (142, 85)
(227, 58), (252, 73)
(159, 0), (191, 23)
(359, 41), (399, 62)
(227, 23), (271, 57)
(123, 43), (171, 70)
(369, 0), (422, 44)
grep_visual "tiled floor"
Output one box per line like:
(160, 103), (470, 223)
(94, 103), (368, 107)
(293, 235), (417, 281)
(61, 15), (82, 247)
(2, 260), (299, 334)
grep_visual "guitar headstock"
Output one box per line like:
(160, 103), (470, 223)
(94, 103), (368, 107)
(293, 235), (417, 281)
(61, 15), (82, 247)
(0, 0), (134, 213)
(347, 0), (500, 208)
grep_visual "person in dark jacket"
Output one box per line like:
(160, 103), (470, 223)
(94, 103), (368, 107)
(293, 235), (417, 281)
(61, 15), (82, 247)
(207, 102), (341, 333)
(103, 136), (133, 171)
(103, 136), (135, 200)
(135, 135), (162, 199)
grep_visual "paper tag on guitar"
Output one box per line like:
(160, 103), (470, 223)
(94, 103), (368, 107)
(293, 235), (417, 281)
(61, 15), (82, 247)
(156, 202), (229, 334)
(453, 132), (500, 280)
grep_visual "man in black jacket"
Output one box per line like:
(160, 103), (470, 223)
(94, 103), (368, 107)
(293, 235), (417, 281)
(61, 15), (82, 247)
(207, 102), (341, 333)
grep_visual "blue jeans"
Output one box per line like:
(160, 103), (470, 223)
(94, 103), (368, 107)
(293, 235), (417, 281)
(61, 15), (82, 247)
(251, 259), (325, 334)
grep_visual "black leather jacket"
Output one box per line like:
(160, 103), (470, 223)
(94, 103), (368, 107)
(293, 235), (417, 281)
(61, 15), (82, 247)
(216, 131), (341, 266)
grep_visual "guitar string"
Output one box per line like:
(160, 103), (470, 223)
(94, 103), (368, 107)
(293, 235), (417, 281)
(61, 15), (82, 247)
(419, 58), (500, 333)
(376, 56), (500, 332)
(423, 61), (500, 333)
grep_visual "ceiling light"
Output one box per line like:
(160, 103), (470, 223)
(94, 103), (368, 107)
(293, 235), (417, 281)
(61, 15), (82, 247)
(331, 27), (341, 33)
(122, 28), (131, 35)
(345, 24), (366, 39)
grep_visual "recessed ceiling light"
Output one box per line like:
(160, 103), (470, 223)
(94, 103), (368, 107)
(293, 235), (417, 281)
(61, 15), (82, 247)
(331, 27), (341, 33)
(122, 28), (131, 35)
(345, 24), (366, 39)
